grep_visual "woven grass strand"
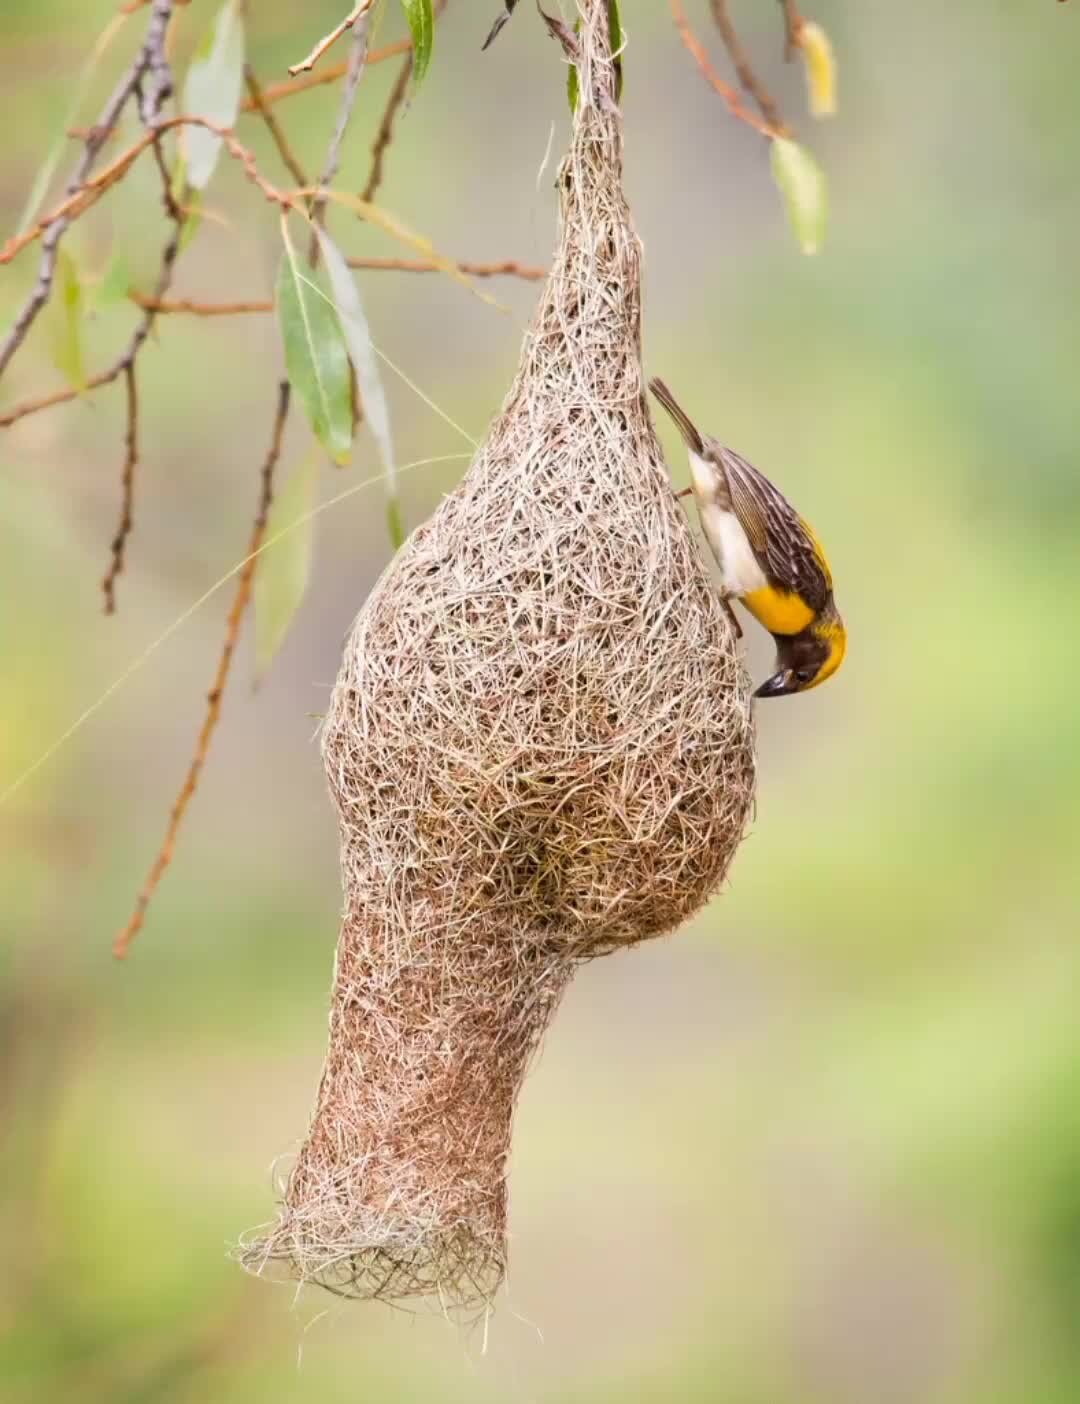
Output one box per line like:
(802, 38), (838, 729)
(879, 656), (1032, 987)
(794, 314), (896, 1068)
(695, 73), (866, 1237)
(239, 0), (756, 1313)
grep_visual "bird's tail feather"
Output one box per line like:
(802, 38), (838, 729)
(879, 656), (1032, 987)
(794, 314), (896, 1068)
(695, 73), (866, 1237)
(648, 378), (704, 454)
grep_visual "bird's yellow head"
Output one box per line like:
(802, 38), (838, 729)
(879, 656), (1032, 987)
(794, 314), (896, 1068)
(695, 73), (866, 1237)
(755, 614), (847, 699)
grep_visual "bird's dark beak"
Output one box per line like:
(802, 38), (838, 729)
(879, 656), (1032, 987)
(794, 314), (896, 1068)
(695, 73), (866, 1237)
(754, 670), (792, 700)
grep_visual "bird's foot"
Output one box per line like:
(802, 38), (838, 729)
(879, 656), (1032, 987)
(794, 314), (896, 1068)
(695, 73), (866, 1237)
(675, 487), (693, 500)
(722, 599), (743, 639)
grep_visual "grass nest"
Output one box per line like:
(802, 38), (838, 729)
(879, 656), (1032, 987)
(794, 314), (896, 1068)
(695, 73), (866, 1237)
(240, 0), (756, 1315)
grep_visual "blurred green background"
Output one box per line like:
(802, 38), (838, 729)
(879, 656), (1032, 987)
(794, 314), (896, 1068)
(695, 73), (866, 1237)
(2, 2), (1079, 1401)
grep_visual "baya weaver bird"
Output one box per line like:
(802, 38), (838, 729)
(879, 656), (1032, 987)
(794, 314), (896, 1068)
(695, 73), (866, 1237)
(649, 378), (847, 699)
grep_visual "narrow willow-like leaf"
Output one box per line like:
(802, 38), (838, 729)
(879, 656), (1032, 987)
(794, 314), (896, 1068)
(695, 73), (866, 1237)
(386, 498), (405, 551)
(567, 19), (581, 112)
(97, 253), (132, 307)
(315, 227), (399, 543)
(481, 0), (519, 51)
(399, 0), (434, 87)
(182, 0), (245, 190)
(277, 219), (354, 465)
(770, 137), (828, 256)
(170, 156), (205, 255)
(46, 248), (86, 392)
(254, 447), (320, 678)
(798, 21), (837, 119)
(568, 2), (621, 114)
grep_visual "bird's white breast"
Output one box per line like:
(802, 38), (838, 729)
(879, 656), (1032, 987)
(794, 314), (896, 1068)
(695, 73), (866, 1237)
(689, 453), (768, 599)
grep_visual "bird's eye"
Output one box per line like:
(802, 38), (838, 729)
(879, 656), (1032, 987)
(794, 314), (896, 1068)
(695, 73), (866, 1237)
(795, 667), (815, 686)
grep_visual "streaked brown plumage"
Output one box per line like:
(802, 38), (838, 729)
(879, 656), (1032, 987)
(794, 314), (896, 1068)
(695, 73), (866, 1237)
(649, 377), (847, 698)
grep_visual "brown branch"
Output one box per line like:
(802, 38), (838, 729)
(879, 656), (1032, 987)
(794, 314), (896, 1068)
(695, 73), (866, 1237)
(102, 364), (139, 614)
(243, 38), (412, 110)
(288, 0), (376, 77)
(668, 0), (783, 140)
(0, 0), (175, 380)
(348, 256), (547, 279)
(1, 368), (121, 427)
(1, 256), (543, 428)
(112, 380), (291, 960)
(778, 0), (804, 60)
(308, 17), (371, 265)
(358, 0), (447, 206)
(243, 66), (309, 189)
(133, 295), (274, 315)
(361, 54), (412, 204)
(2, 116), (292, 267)
(709, 0), (785, 130)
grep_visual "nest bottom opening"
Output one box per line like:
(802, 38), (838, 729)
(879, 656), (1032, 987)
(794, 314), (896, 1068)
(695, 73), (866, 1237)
(240, 910), (578, 1312)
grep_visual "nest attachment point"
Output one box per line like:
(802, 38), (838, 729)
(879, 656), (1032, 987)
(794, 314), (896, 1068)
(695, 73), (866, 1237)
(239, 0), (756, 1315)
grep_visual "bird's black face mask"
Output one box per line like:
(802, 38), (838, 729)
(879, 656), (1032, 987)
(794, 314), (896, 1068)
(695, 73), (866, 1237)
(754, 632), (830, 699)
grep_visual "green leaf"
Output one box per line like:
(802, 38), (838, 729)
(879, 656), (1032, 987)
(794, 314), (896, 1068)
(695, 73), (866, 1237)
(399, 0), (434, 88)
(178, 190), (204, 255)
(276, 219), (354, 465)
(609, 0), (624, 101)
(181, 0), (245, 190)
(567, 20), (581, 113)
(254, 446), (320, 678)
(314, 226), (400, 545)
(770, 137), (828, 256)
(567, 3), (621, 114)
(46, 248), (86, 392)
(97, 253), (132, 307)
(386, 498), (405, 551)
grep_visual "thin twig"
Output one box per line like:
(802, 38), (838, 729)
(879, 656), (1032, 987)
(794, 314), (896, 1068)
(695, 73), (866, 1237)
(361, 54), (412, 204)
(778, 0), (804, 60)
(709, 0), (785, 130)
(243, 66), (309, 189)
(241, 39), (412, 110)
(348, 256), (546, 279)
(308, 17), (371, 264)
(668, 0), (782, 140)
(0, 368), (118, 427)
(2, 116), (292, 266)
(0, 0), (175, 380)
(113, 381), (291, 960)
(288, 0), (375, 77)
(0, 257), (543, 428)
(102, 364), (139, 614)
(133, 295), (274, 315)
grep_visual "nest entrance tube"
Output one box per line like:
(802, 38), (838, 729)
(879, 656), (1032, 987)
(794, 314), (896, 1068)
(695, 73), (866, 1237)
(241, 0), (755, 1313)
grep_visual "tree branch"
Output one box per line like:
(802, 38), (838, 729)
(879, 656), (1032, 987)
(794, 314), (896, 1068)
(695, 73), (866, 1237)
(241, 38), (413, 110)
(0, 0), (175, 380)
(2, 116), (292, 267)
(361, 54), (412, 204)
(102, 364), (140, 614)
(709, 0), (785, 131)
(112, 381), (291, 960)
(288, 1), (377, 77)
(668, 0), (783, 140)
(243, 66), (309, 190)
(778, 0), (804, 60)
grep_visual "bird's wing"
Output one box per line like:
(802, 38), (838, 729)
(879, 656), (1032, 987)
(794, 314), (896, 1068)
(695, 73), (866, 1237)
(717, 446), (832, 613)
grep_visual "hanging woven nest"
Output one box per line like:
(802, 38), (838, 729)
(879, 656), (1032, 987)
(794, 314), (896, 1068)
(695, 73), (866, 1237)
(240, 0), (756, 1314)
